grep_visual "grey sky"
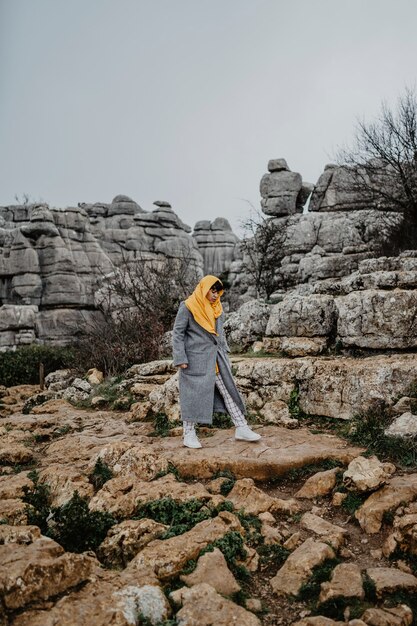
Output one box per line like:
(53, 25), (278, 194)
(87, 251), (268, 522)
(1, 0), (417, 234)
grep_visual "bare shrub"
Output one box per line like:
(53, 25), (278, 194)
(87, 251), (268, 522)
(73, 252), (200, 375)
(337, 87), (417, 249)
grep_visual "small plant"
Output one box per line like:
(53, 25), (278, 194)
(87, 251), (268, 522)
(202, 530), (249, 580)
(298, 558), (341, 602)
(135, 497), (212, 538)
(286, 459), (341, 483)
(212, 412), (234, 429)
(212, 469), (236, 495)
(362, 573), (377, 602)
(288, 383), (308, 420)
(22, 470), (51, 534)
(149, 413), (179, 437)
(154, 462), (181, 481)
(340, 491), (368, 516)
(343, 401), (417, 468)
(48, 491), (116, 553)
(235, 509), (262, 547)
(257, 543), (290, 571)
(89, 457), (114, 491)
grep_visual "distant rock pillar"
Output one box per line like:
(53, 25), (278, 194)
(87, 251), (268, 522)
(193, 218), (240, 276)
(260, 159), (313, 216)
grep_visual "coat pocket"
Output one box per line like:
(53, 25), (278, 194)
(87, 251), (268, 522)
(183, 350), (209, 376)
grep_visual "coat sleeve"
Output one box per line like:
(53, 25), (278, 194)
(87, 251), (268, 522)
(172, 302), (189, 366)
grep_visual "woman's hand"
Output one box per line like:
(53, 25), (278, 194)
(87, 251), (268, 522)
(178, 364), (188, 369)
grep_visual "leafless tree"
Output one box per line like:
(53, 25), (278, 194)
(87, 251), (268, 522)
(100, 251), (201, 332)
(337, 87), (417, 248)
(240, 206), (287, 299)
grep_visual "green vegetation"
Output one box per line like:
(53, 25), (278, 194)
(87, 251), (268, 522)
(212, 412), (234, 429)
(135, 497), (212, 538)
(286, 460), (341, 483)
(298, 558), (341, 602)
(288, 384), (309, 420)
(89, 458), (114, 491)
(154, 462), (181, 481)
(212, 469), (236, 495)
(234, 509), (262, 547)
(340, 491), (368, 516)
(22, 470), (51, 534)
(48, 491), (116, 553)
(0, 345), (76, 387)
(343, 403), (417, 468)
(22, 473), (116, 553)
(202, 530), (250, 580)
(149, 413), (181, 437)
(257, 543), (290, 571)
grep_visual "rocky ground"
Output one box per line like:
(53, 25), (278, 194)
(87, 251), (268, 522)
(1, 360), (417, 626)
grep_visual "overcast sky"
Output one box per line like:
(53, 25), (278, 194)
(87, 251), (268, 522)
(1, 0), (417, 234)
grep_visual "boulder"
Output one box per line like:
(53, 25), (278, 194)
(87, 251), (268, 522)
(180, 547), (241, 596)
(128, 512), (243, 581)
(295, 467), (341, 499)
(174, 583), (261, 625)
(356, 474), (417, 534)
(223, 300), (271, 350)
(385, 413), (417, 438)
(0, 538), (94, 610)
(227, 478), (299, 516)
(343, 456), (396, 493)
(300, 512), (347, 550)
(319, 563), (364, 605)
(97, 519), (168, 567)
(366, 567), (417, 598)
(266, 295), (336, 338)
(270, 537), (335, 596)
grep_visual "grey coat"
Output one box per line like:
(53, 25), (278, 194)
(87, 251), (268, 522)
(172, 301), (246, 424)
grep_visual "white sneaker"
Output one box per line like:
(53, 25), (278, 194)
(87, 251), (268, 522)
(183, 432), (202, 449)
(235, 425), (261, 442)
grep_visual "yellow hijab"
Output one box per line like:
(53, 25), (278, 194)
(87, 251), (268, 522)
(185, 275), (224, 335)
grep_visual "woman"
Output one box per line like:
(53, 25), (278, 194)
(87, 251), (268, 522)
(172, 274), (261, 448)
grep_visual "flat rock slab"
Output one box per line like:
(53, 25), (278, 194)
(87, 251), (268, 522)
(155, 426), (362, 481)
(366, 567), (417, 598)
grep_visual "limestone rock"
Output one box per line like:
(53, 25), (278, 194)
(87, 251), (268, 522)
(148, 371), (180, 422)
(97, 519), (168, 567)
(128, 512), (243, 581)
(89, 442), (169, 482)
(223, 300), (271, 351)
(259, 400), (298, 427)
(193, 217), (239, 275)
(260, 163), (304, 216)
(266, 295), (336, 338)
(366, 567), (417, 598)
(0, 538), (95, 610)
(0, 471), (33, 500)
(10, 570), (163, 626)
(356, 474), (417, 533)
(0, 498), (27, 524)
(0, 524), (41, 545)
(270, 537), (335, 596)
(300, 512), (347, 550)
(336, 290), (417, 349)
(360, 605), (413, 626)
(86, 368), (104, 385)
(295, 467), (341, 499)
(265, 336), (328, 357)
(343, 456), (396, 493)
(383, 502), (417, 558)
(180, 547), (241, 596)
(319, 563), (364, 604)
(385, 412), (417, 437)
(89, 473), (211, 518)
(227, 478), (299, 516)
(175, 583), (261, 625)
(39, 464), (94, 507)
